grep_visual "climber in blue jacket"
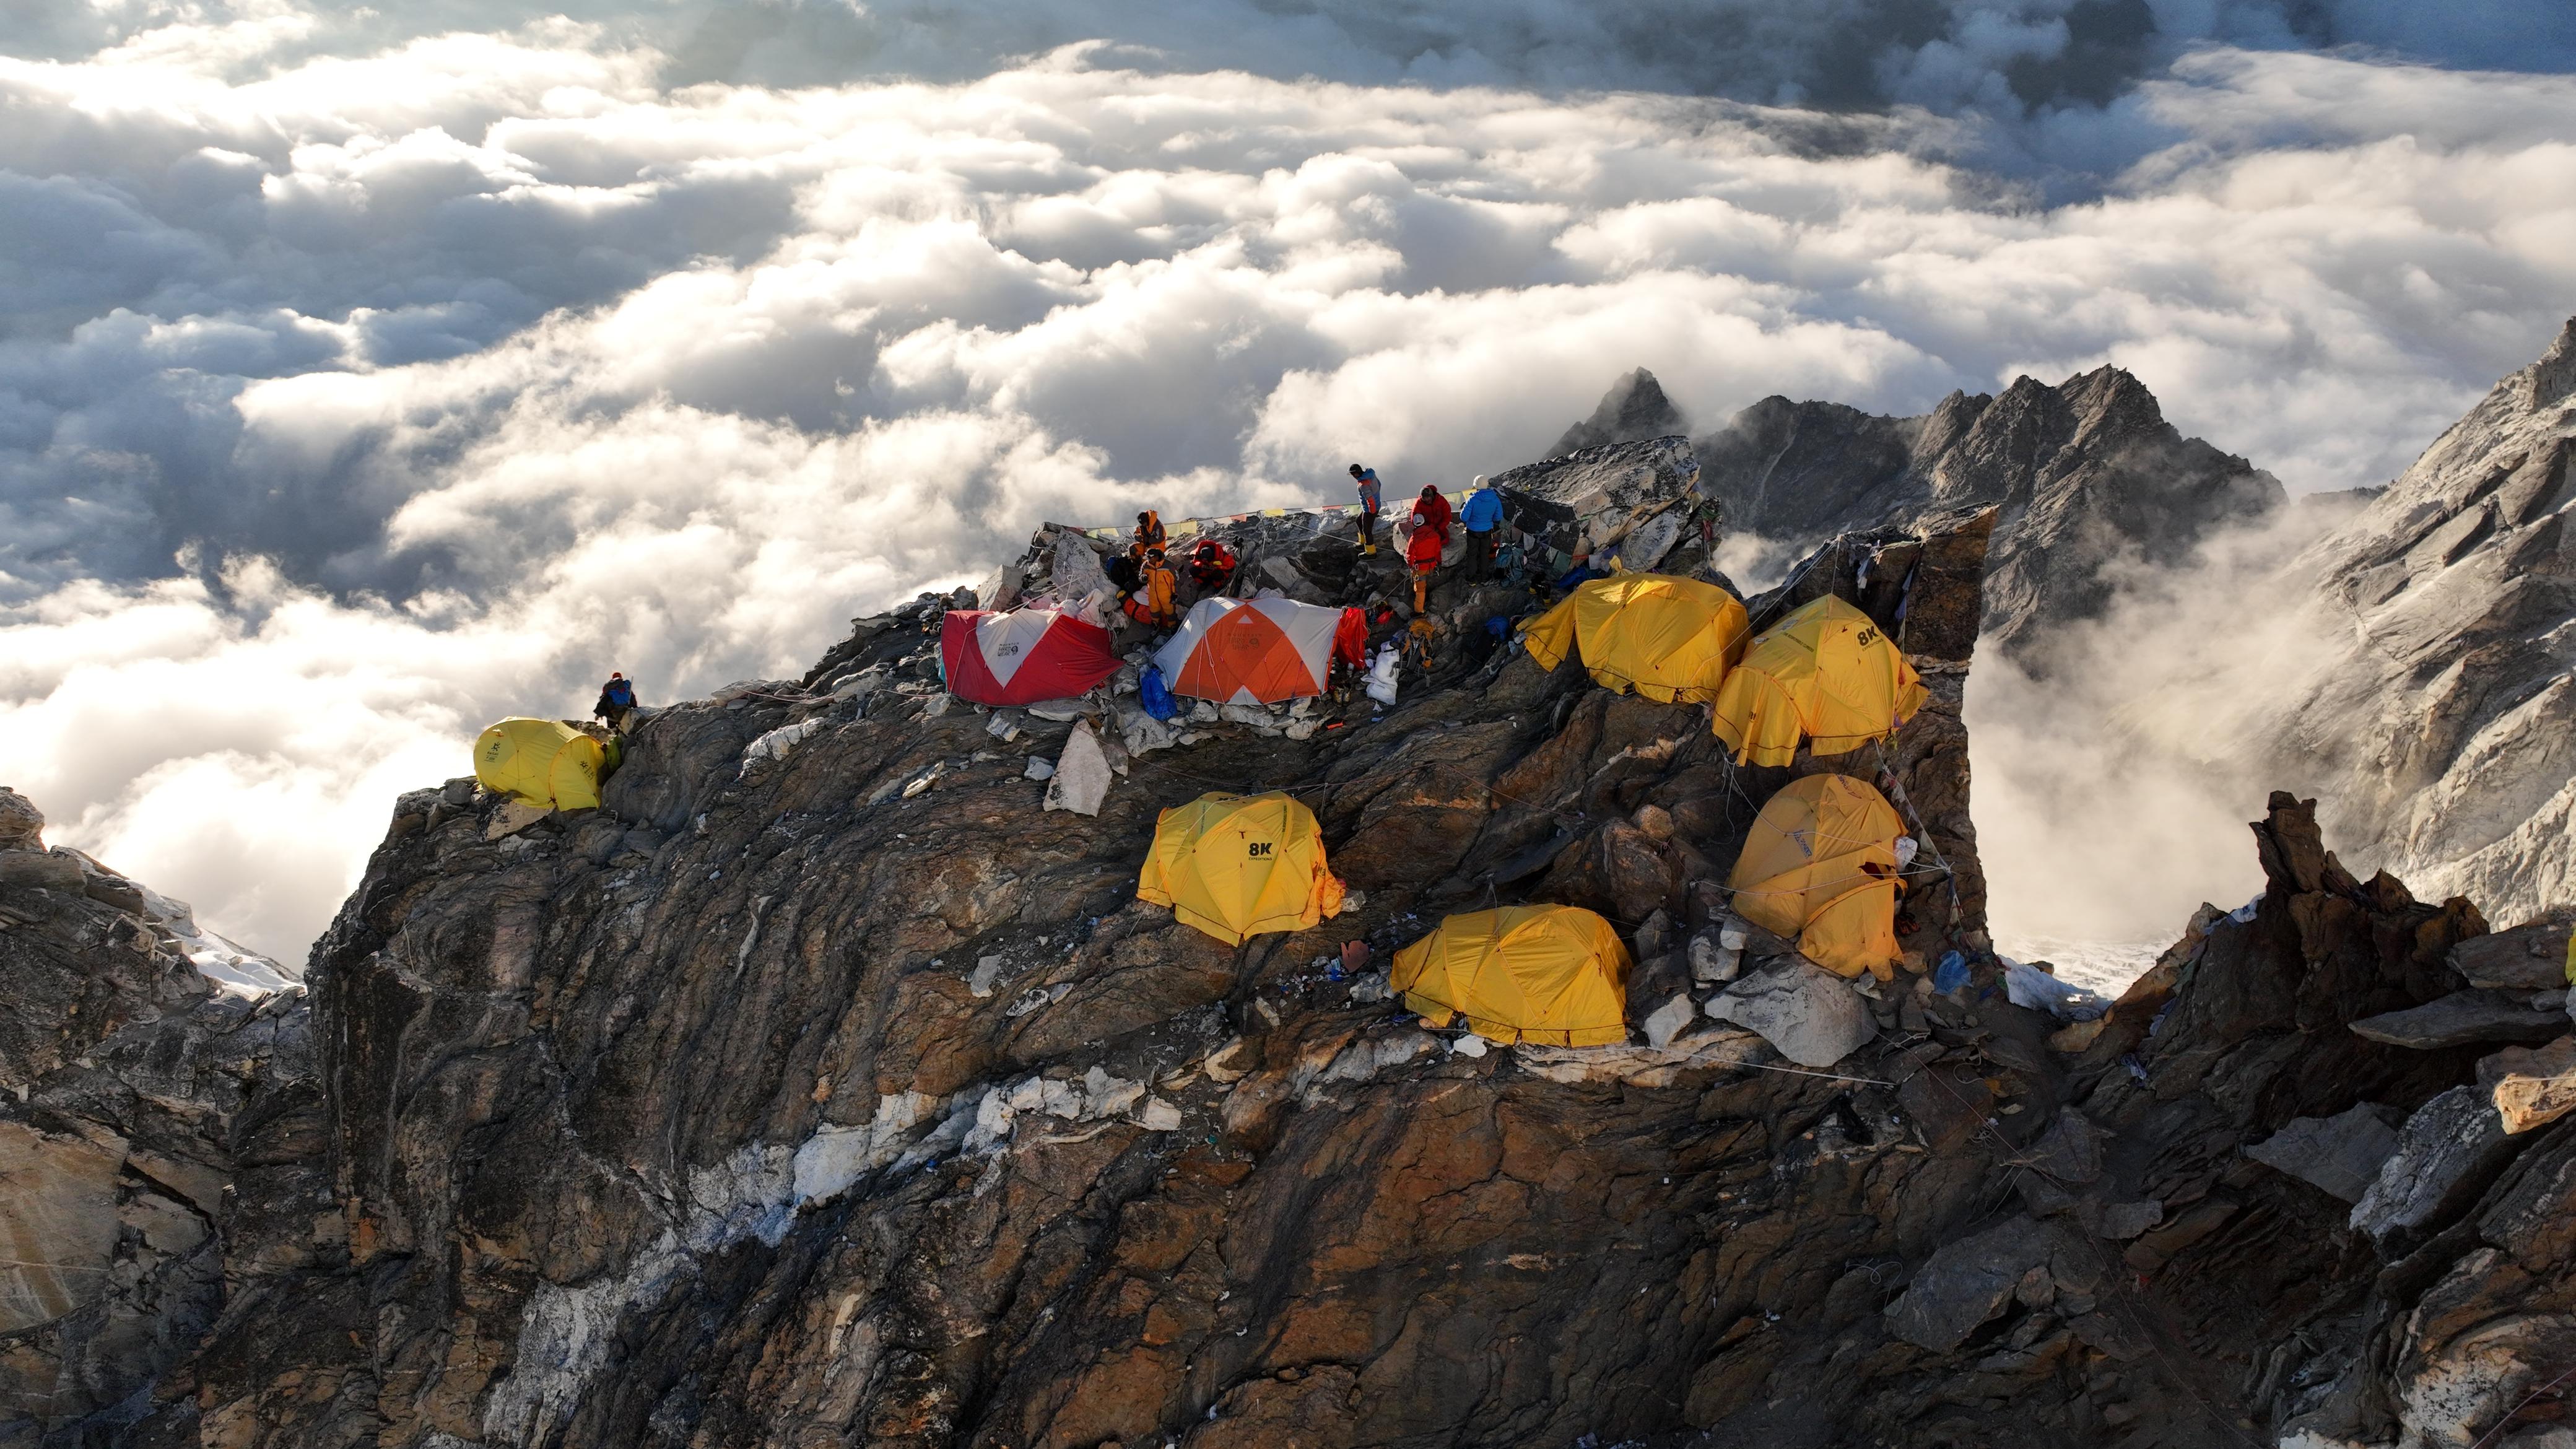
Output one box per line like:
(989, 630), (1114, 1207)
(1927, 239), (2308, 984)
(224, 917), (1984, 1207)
(1460, 476), (1505, 583)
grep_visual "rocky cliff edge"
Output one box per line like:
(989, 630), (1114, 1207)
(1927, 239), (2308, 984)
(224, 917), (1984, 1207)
(3, 438), (2574, 1449)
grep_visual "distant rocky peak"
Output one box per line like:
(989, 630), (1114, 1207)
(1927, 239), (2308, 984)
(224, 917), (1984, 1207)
(1663, 361), (2278, 662)
(2530, 312), (2576, 410)
(1551, 367), (1688, 457)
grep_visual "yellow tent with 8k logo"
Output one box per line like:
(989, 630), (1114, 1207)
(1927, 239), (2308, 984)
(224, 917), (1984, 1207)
(473, 718), (606, 811)
(1709, 596), (1925, 767)
(1136, 792), (1347, 946)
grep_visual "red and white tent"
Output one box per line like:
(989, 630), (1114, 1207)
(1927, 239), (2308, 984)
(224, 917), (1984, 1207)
(1154, 595), (1365, 704)
(941, 607), (1121, 706)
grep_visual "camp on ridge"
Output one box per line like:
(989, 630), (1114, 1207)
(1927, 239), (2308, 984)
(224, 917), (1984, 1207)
(453, 433), (2013, 1079)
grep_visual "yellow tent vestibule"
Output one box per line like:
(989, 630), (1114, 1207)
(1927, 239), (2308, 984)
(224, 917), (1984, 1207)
(1390, 905), (1632, 1046)
(1728, 773), (1907, 980)
(1708, 596), (1924, 767)
(1136, 792), (1347, 946)
(473, 718), (606, 811)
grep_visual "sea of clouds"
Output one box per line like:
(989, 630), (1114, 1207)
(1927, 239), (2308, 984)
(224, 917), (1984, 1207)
(4, 0), (2575, 964)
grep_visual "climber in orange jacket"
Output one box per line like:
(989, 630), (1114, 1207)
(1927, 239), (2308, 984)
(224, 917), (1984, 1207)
(1125, 546), (1180, 628)
(1134, 510), (1167, 556)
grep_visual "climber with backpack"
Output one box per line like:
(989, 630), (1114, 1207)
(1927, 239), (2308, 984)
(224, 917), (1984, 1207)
(593, 672), (638, 732)
(1349, 463), (1383, 554)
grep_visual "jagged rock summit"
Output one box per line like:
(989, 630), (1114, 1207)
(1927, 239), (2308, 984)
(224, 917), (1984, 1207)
(1624, 363), (2287, 659)
(1551, 367), (1689, 456)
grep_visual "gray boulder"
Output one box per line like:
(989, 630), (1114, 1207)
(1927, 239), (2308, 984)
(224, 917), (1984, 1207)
(1487, 436), (1702, 562)
(976, 562), (1022, 611)
(1042, 720), (1112, 817)
(1705, 959), (1875, 1068)
(0, 848), (85, 893)
(1884, 1216), (2055, 1352)
(2349, 1085), (2522, 1243)
(2450, 911), (2576, 991)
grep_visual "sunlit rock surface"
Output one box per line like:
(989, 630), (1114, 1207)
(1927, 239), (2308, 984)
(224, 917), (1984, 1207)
(2279, 316), (2576, 931)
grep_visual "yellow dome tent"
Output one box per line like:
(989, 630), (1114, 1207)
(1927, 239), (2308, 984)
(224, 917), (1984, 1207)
(473, 718), (606, 811)
(1391, 905), (1632, 1046)
(1136, 792), (1347, 946)
(1728, 773), (1906, 980)
(1518, 573), (1751, 705)
(1709, 596), (1925, 767)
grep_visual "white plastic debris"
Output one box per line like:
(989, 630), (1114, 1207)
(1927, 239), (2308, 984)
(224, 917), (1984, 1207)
(2001, 959), (2112, 1022)
(1449, 1033), (1490, 1058)
(1365, 643), (1401, 705)
(740, 718), (825, 777)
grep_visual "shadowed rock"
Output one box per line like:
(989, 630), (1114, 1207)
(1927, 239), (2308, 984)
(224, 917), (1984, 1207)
(2247, 1104), (2403, 1203)
(1681, 364), (2282, 661)
(2350, 989), (2569, 1050)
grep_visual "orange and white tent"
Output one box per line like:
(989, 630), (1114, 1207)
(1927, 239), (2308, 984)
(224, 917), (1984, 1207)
(1153, 596), (1360, 704)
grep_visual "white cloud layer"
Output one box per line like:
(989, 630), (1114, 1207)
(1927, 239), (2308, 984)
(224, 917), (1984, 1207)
(3, 7), (2574, 964)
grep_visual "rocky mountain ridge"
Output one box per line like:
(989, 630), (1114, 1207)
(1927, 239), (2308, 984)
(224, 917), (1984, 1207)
(1556, 363), (2286, 661)
(4, 416), (2574, 1449)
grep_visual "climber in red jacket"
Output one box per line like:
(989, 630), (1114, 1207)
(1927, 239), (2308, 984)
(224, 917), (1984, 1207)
(1409, 485), (1453, 546)
(1185, 537), (1237, 594)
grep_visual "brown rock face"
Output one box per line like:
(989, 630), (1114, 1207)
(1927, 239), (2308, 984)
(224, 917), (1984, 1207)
(15, 437), (2575, 1449)
(94, 502), (2118, 1449)
(0, 842), (327, 1445)
(0, 786), (43, 851)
